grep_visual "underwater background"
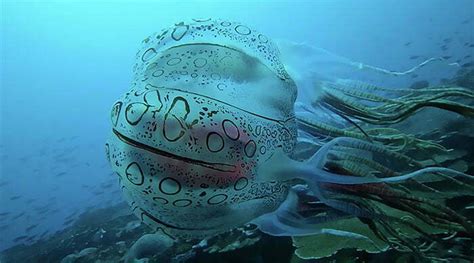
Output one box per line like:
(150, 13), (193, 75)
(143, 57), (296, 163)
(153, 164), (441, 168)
(1, 0), (473, 262)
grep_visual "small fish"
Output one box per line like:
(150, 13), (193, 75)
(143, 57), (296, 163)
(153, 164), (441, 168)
(63, 218), (75, 226)
(9, 195), (21, 201)
(37, 209), (50, 215)
(443, 38), (452, 43)
(442, 56), (451, 60)
(409, 55), (420, 60)
(404, 42), (412, 46)
(19, 156), (31, 162)
(26, 235), (37, 242)
(55, 172), (67, 177)
(0, 212), (10, 217)
(439, 134), (449, 139)
(411, 74), (419, 78)
(464, 55), (472, 59)
(462, 62), (473, 68)
(101, 182), (114, 189)
(461, 19), (471, 24)
(65, 211), (78, 219)
(39, 230), (50, 238)
(92, 190), (104, 196)
(12, 212), (25, 220)
(35, 203), (54, 211)
(13, 235), (29, 242)
(50, 208), (60, 214)
(469, 44), (474, 48)
(26, 224), (38, 232)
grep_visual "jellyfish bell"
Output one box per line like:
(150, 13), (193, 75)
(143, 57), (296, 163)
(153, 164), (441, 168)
(106, 19), (299, 239)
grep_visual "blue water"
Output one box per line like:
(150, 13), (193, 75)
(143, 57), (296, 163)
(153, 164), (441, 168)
(1, 0), (473, 257)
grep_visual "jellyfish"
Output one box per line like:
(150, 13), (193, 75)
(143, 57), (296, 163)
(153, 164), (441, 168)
(106, 19), (474, 259)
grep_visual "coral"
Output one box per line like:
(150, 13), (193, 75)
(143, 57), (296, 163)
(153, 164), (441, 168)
(59, 247), (98, 263)
(123, 232), (174, 263)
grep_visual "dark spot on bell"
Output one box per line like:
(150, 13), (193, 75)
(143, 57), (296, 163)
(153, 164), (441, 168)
(199, 191), (206, 197)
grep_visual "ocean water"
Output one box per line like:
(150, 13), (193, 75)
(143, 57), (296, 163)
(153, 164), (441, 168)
(1, 0), (473, 262)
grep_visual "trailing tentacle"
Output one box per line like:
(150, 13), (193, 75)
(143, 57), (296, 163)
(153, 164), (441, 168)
(315, 80), (474, 125)
(289, 80), (474, 260)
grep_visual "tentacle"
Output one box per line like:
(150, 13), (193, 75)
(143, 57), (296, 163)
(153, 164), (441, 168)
(326, 150), (399, 177)
(276, 134), (474, 259)
(316, 180), (472, 257)
(282, 79), (473, 259)
(297, 114), (447, 154)
(327, 79), (474, 96)
(327, 183), (472, 233)
(251, 185), (352, 236)
(310, 136), (423, 169)
(316, 80), (474, 125)
(318, 89), (474, 125)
